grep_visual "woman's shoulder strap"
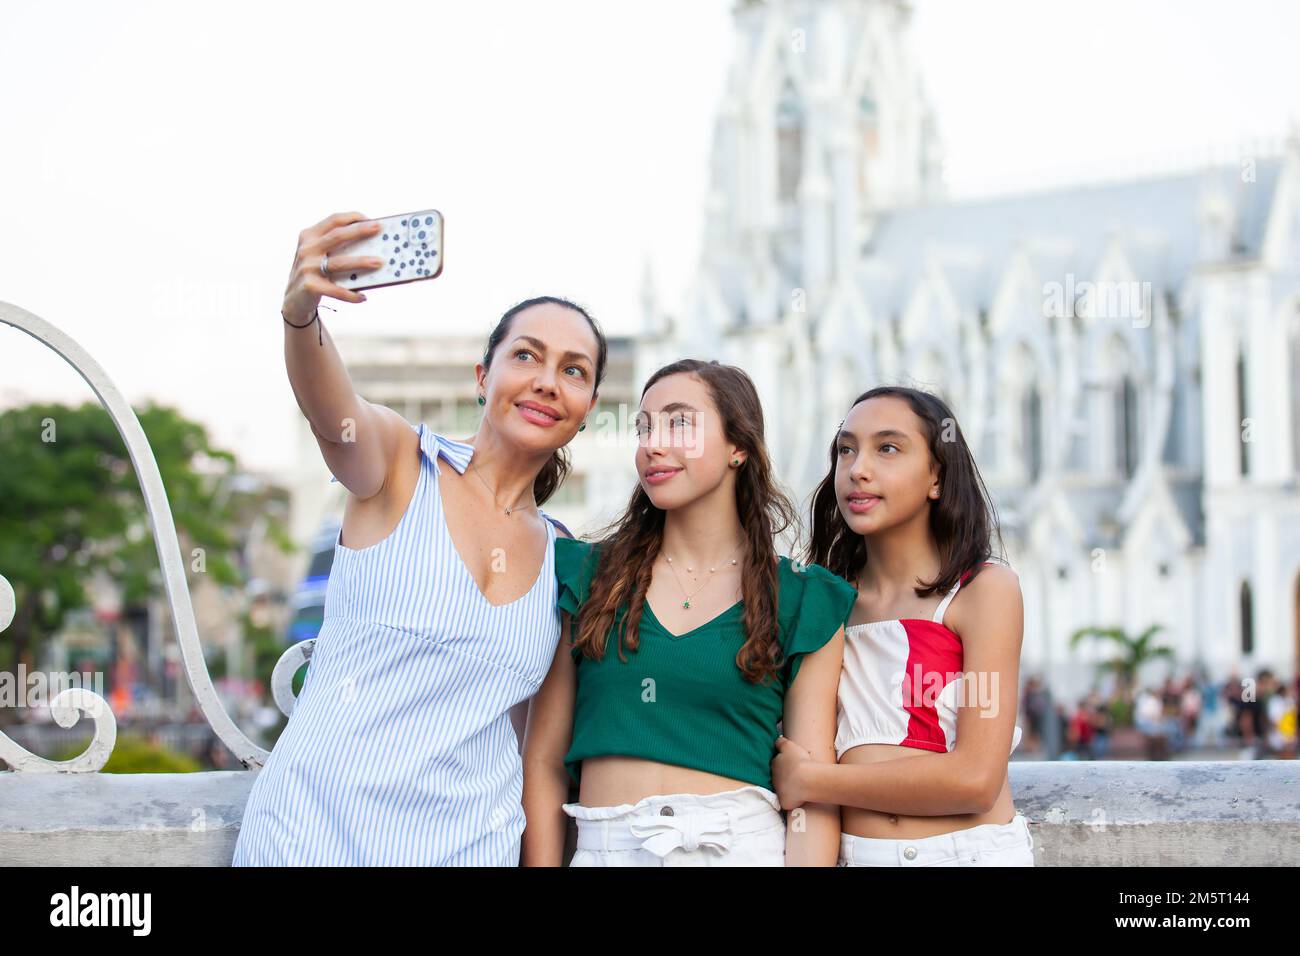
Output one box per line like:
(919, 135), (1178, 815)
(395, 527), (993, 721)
(419, 423), (474, 476)
(328, 418), (461, 484)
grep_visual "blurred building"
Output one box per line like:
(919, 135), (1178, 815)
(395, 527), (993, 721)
(637, 0), (1300, 697)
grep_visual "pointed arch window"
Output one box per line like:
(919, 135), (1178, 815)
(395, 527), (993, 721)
(776, 79), (803, 203)
(1022, 383), (1043, 482)
(1115, 374), (1139, 479)
(1000, 344), (1040, 483)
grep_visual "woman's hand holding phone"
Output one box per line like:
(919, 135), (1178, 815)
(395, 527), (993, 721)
(282, 211), (386, 326)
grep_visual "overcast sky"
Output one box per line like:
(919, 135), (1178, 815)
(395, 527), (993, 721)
(2, 0), (1297, 476)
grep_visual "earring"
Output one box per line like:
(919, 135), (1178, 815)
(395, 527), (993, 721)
(731, 458), (741, 467)
(477, 395), (485, 406)
(578, 421), (587, 432)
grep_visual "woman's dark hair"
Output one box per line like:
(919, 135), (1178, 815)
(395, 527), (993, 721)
(574, 359), (798, 685)
(481, 295), (608, 506)
(805, 385), (1005, 597)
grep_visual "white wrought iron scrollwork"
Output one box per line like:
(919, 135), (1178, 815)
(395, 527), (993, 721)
(271, 638), (314, 717)
(1, 573), (119, 771)
(1, 301), (273, 770)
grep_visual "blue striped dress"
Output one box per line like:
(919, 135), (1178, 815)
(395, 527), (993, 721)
(232, 422), (561, 865)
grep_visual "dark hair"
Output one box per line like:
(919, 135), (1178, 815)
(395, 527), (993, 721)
(805, 385), (1005, 597)
(575, 359), (798, 685)
(481, 295), (608, 506)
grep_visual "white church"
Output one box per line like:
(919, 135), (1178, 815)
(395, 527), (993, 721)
(636, 0), (1300, 699)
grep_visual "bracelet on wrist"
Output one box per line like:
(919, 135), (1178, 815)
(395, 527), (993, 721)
(283, 307), (323, 346)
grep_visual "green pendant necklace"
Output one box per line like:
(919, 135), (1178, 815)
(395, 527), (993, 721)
(662, 541), (744, 609)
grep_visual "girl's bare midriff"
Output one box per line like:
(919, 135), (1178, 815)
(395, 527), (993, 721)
(839, 743), (1016, 839)
(578, 755), (756, 808)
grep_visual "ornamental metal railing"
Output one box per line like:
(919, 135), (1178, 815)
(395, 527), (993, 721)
(0, 302), (308, 773)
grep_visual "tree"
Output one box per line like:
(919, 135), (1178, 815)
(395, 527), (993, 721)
(0, 401), (291, 726)
(1068, 623), (1175, 723)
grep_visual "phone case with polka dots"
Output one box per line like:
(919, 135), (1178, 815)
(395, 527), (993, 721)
(331, 209), (443, 291)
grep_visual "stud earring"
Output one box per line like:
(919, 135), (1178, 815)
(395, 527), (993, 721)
(578, 421), (586, 432)
(477, 395), (485, 406)
(731, 458), (741, 467)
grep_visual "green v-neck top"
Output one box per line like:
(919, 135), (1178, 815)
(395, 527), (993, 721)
(554, 537), (856, 791)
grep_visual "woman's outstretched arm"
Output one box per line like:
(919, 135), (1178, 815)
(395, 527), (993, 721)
(282, 211), (398, 500)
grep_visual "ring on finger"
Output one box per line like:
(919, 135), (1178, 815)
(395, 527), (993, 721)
(319, 253), (331, 277)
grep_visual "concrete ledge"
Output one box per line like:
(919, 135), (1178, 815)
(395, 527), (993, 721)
(0, 770), (254, 866)
(1, 761), (1296, 866)
(1009, 760), (1300, 866)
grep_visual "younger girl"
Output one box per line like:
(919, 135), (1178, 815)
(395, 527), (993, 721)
(521, 359), (855, 866)
(771, 385), (1033, 866)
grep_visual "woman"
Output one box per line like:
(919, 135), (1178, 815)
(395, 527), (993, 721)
(520, 359), (854, 866)
(233, 211), (606, 865)
(772, 386), (1033, 866)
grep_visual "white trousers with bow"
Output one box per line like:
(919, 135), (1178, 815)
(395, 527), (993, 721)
(562, 785), (785, 866)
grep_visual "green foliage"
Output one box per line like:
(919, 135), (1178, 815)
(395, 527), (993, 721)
(0, 400), (296, 698)
(245, 609), (289, 685)
(1069, 623), (1175, 724)
(49, 733), (202, 773)
(1105, 694), (1133, 727)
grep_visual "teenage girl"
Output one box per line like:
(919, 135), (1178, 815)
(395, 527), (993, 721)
(771, 385), (1034, 867)
(520, 359), (856, 866)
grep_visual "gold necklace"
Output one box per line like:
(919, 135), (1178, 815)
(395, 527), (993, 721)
(467, 459), (537, 516)
(661, 541), (744, 609)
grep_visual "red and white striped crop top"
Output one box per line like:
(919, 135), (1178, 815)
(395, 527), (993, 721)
(835, 562), (1023, 759)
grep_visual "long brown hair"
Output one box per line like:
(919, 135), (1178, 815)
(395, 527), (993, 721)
(805, 385), (1005, 597)
(481, 295), (607, 505)
(574, 359), (797, 684)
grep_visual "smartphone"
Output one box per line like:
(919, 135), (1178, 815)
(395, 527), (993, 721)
(331, 209), (444, 291)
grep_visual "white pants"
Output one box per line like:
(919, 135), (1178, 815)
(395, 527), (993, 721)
(562, 785), (786, 866)
(838, 812), (1035, 866)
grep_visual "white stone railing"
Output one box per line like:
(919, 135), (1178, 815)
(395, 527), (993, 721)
(1, 760), (1296, 866)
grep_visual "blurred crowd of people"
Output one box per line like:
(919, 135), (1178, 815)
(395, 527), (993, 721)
(1019, 670), (1298, 760)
